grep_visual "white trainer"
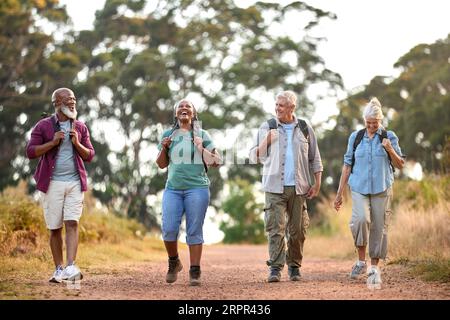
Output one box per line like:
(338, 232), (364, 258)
(61, 264), (83, 281)
(367, 266), (382, 290)
(49, 266), (64, 283)
(349, 261), (367, 279)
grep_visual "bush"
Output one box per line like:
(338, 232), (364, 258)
(0, 182), (147, 256)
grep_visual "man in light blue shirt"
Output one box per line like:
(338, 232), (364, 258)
(250, 90), (323, 283)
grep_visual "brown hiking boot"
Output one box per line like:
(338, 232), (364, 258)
(189, 266), (201, 286)
(267, 268), (281, 283)
(288, 266), (301, 281)
(166, 258), (183, 283)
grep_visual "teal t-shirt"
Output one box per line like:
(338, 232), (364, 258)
(158, 128), (215, 190)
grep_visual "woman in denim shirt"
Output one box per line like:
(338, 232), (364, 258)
(333, 98), (405, 289)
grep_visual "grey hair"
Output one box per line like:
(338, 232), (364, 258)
(363, 97), (384, 120)
(276, 90), (297, 107)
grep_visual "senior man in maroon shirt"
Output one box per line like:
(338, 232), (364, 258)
(26, 87), (95, 283)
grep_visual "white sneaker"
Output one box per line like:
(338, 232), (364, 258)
(49, 266), (64, 283)
(349, 261), (367, 279)
(61, 264), (83, 281)
(367, 266), (382, 290)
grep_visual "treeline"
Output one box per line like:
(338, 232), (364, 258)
(1, 1), (448, 232)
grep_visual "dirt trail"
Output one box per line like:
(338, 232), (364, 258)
(3, 244), (449, 300)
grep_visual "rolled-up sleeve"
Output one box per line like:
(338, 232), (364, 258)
(249, 123), (269, 164)
(343, 131), (357, 166)
(26, 123), (43, 159)
(387, 130), (404, 158)
(307, 125), (323, 173)
(81, 125), (95, 162)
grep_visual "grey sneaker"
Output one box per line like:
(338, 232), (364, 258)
(166, 258), (183, 283)
(49, 266), (64, 283)
(350, 261), (367, 279)
(189, 266), (201, 286)
(367, 266), (382, 290)
(267, 268), (281, 283)
(61, 264), (83, 281)
(288, 266), (301, 281)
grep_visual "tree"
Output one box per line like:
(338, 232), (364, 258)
(71, 0), (342, 227)
(320, 34), (450, 192)
(0, 0), (96, 191)
(220, 178), (265, 244)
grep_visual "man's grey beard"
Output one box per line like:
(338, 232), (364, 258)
(61, 105), (77, 119)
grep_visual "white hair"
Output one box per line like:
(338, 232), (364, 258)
(363, 97), (384, 120)
(276, 90), (297, 107)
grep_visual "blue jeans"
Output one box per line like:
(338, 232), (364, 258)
(161, 187), (210, 245)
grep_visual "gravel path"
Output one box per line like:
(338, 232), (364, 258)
(3, 244), (449, 300)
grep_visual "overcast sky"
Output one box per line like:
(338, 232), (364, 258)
(59, 0), (450, 123)
(60, 0), (450, 90)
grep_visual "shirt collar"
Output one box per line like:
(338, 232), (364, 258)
(275, 114), (298, 127)
(363, 126), (385, 137)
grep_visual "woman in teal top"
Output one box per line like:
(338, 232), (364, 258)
(334, 98), (405, 289)
(156, 99), (221, 286)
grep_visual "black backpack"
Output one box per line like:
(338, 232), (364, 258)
(267, 118), (309, 141)
(351, 128), (394, 173)
(167, 121), (209, 173)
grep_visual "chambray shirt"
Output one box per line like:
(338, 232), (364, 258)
(344, 127), (403, 195)
(249, 116), (323, 195)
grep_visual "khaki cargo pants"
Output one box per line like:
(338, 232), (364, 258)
(264, 186), (310, 270)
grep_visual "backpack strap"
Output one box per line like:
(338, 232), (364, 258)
(378, 129), (395, 173)
(263, 117), (310, 150)
(192, 121), (208, 174)
(267, 118), (277, 130)
(258, 118), (278, 146)
(297, 119), (309, 141)
(50, 114), (61, 132)
(350, 129), (366, 173)
(266, 118), (309, 141)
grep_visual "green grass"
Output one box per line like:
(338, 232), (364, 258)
(389, 257), (450, 282)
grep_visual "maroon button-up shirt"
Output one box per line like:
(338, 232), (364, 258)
(26, 115), (95, 193)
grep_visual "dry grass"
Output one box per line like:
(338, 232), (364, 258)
(305, 194), (355, 259)
(308, 176), (450, 282)
(389, 200), (450, 282)
(0, 182), (168, 296)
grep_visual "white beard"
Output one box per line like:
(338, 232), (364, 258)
(61, 105), (77, 119)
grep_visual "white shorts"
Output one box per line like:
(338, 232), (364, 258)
(39, 180), (84, 230)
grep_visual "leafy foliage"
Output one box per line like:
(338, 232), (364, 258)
(320, 34), (450, 192)
(220, 178), (265, 244)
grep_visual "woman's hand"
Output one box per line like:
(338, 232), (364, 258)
(193, 136), (204, 151)
(381, 138), (394, 153)
(161, 137), (172, 151)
